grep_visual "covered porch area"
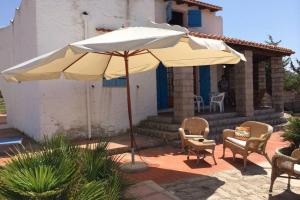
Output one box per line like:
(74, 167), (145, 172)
(156, 33), (294, 122)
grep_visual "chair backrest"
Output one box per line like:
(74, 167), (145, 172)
(180, 117), (209, 137)
(240, 121), (273, 138)
(211, 92), (225, 103)
(194, 95), (203, 102)
(291, 148), (300, 160)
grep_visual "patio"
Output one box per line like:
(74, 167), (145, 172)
(0, 129), (299, 199)
(120, 131), (300, 199)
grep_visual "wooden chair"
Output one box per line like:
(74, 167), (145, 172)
(178, 117), (209, 152)
(269, 148), (300, 192)
(222, 121), (273, 170)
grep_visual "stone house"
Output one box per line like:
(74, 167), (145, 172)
(0, 0), (294, 141)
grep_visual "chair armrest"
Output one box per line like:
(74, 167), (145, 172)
(223, 129), (235, 140)
(246, 137), (267, 151)
(272, 154), (299, 172)
(178, 128), (185, 140)
(203, 128), (209, 139)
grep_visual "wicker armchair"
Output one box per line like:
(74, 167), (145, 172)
(178, 117), (209, 151)
(222, 121), (273, 170)
(269, 148), (300, 192)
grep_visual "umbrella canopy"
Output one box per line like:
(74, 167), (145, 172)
(1, 22), (245, 164)
(2, 23), (245, 82)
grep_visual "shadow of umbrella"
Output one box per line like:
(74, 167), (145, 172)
(162, 173), (225, 200)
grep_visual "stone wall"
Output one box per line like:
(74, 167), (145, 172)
(234, 50), (254, 116)
(271, 57), (284, 112)
(173, 67), (194, 121)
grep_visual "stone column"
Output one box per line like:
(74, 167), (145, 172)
(173, 67), (194, 121)
(258, 61), (266, 91)
(234, 50), (254, 117)
(271, 57), (284, 112)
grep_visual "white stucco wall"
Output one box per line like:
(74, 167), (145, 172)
(35, 0), (157, 139)
(190, 9), (223, 35)
(0, 0), (224, 140)
(0, 0), (41, 139)
(0, 0), (158, 140)
(155, 0), (223, 34)
(155, 0), (223, 97)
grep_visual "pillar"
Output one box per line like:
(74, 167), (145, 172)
(258, 61), (267, 91)
(173, 67), (194, 121)
(271, 57), (284, 112)
(234, 50), (254, 117)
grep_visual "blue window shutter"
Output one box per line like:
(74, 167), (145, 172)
(103, 77), (126, 87)
(188, 10), (202, 27)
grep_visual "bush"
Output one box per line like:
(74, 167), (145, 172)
(0, 135), (125, 200)
(283, 117), (300, 148)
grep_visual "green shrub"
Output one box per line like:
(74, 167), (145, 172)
(283, 117), (300, 148)
(0, 134), (125, 200)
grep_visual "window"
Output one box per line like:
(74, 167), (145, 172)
(103, 77), (127, 87)
(188, 10), (202, 27)
(169, 11), (184, 26)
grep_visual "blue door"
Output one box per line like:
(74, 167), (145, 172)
(156, 63), (169, 110)
(199, 66), (211, 105)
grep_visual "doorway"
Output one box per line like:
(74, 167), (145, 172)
(156, 64), (173, 111)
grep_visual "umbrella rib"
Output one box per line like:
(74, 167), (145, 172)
(146, 50), (162, 62)
(102, 54), (113, 78)
(128, 49), (145, 57)
(62, 52), (89, 72)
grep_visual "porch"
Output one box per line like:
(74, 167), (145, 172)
(156, 43), (290, 122)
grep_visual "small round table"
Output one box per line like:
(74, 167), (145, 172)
(186, 139), (217, 165)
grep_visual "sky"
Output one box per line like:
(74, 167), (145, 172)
(0, 0), (299, 60)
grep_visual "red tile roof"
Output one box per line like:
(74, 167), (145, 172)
(95, 27), (294, 55)
(177, 0), (222, 12)
(190, 32), (294, 55)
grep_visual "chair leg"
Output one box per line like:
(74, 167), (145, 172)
(243, 155), (247, 170)
(264, 152), (271, 164)
(233, 153), (236, 161)
(197, 102), (200, 113)
(222, 145), (226, 158)
(287, 175), (291, 191)
(269, 170), (277, 192)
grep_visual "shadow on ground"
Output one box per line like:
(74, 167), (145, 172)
(269, 190), (300, 200)
(222, 157), (268, 175)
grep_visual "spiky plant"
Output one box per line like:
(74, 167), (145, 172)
(0, 135), (126, 200)
(283, 117), (300, 148)
(72, 181), (107, 200)
(0, 135), (78, 200)
(79, 141), (125, 200)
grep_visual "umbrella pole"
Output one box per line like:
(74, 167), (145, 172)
(124, 52), (135, 164)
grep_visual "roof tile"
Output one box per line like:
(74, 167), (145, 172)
(95, 27), (294, 55)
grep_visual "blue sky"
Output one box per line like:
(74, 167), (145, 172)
(0, 0), (299, 60)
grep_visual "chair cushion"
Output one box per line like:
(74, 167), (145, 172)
(227, 137), (246, 147)
(235, 127), (251, 141)
(294, 164), (300, 175)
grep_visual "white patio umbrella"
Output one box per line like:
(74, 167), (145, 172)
(2, 22), (246, 165)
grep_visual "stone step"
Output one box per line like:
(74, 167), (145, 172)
(140, 112), (284, 132)
(136, 111), (287, 144)
(254, 108), (276, 115)
(139, 121), (179, 132)
(147, 115), (174, 124)
(134, 127), (179, 143)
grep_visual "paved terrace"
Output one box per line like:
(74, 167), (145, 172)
(0, 129), (299, 199)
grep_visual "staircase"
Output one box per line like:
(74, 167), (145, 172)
(134, 109), (287, 144)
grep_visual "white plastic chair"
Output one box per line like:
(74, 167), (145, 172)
(210, 92), (225, 112)
(194, 95), (204, 112)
